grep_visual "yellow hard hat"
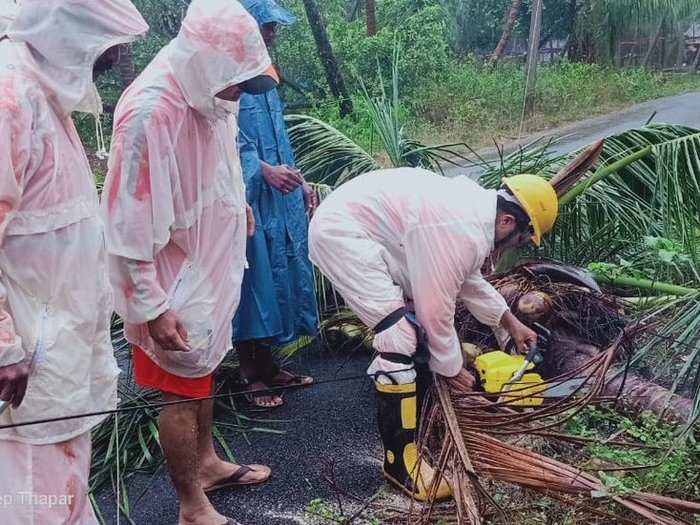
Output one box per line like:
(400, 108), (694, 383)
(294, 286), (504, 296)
(501, 174), (559, 246)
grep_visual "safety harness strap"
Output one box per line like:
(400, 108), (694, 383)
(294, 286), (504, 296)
(373, 307), (407, 334)
(379, 352), (414, 365)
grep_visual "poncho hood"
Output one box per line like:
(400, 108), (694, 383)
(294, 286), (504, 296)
(6, 0), (148, 117)
(168, 0), (271, 120)
(240, 0), (297, 26)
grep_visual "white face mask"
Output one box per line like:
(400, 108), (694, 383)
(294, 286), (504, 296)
(74, 82), (104, 115)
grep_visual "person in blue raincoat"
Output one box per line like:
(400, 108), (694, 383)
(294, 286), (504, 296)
(234, 0), (319, 408)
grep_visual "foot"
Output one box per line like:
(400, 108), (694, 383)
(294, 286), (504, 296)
(246, 379), (283, 409)
(178, 500), (228, 525)
(200, 457), (271, 491)
(268, 368), (314, 387)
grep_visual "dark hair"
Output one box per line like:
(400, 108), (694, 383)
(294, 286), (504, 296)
(496, 195), (531, 230)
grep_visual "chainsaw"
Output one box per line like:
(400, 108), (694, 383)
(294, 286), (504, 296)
(472, 323), (585, 407)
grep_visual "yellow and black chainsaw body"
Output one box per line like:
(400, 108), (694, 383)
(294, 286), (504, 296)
(474, 351), (547, 407)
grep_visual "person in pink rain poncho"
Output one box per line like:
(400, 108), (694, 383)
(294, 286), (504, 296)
(0, 0), (148, 523)
(102, 1), (279, 523)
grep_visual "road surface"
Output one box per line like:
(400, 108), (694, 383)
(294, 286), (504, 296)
(96, 347), (384, 525)
(446, 91), (700, 177)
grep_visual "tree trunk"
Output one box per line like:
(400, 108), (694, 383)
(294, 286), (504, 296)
(490, 0), (523, 65)
(117, 44), (137, 89)
(552, 336), (693, 425)
(366, 0), (377, 36)
(300, 0), (353, 117)
(642, 15), (666, 69)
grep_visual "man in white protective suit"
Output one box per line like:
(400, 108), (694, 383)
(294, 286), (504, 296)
(102, 1), (280, 524)
(0, 0), (148, 523)
(308, 167), (560, 502)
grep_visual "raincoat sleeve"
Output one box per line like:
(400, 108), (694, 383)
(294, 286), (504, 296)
(458, 272), (509, 327)
(404, 222), (482, 377)
(238, 127), (263, 204)
(0, 89), (32, 366)
(103, 111), (175, 324)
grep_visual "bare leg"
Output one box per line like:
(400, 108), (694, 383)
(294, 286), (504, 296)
(237, 341), (282, 408)
(198, 395), (270, 488)
(159, 394), (225, 525)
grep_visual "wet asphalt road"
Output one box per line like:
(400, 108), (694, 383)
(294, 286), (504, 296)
(96, 347), (384, 525)
(446, 91), (700, 178)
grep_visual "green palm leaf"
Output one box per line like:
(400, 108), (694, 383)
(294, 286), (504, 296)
(285, 113), (379, 186)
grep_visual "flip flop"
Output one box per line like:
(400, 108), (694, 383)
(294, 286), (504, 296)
(240, 377), (284, 409)
(204, 464), (272, 493)
(268, 367), (314, 388)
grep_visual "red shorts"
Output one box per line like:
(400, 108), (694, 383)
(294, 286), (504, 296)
(132, 346), (213, 398)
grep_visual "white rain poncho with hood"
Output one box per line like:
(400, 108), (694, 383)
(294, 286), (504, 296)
(309, 168), (509, 381)
(0, 0), (148, 444)
(102, 0), (272, 378)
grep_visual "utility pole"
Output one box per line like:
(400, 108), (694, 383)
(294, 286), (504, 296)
(524, 0), (543, 116)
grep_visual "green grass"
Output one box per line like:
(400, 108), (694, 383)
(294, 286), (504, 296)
(413, 61), (700, 148)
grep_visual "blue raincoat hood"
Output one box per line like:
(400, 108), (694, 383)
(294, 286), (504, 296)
(240, 0), (296, 26)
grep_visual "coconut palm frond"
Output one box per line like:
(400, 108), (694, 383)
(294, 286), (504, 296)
(538, 125), (700, 267)
(650, 130), (700, 258)
(285, 113), (379, 186)
(600, 0), (700, 23)
(477, 137), (567, 189)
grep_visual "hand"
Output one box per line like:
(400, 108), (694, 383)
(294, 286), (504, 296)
(261, 164), (303, 194)
(445, 368), (476, 392)
(500, 311), (537, 354)
(302, 183), (318, 216)
(245, 204), (256, 237)
(0, 360), (30, 408)
(148, 310), (190, 352)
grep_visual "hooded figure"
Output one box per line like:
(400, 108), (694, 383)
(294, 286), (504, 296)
(0, 0), (147, 523)
(102, 1), (276, 521)
(309, 168), (558, 502)
(233, 0), (318, 409)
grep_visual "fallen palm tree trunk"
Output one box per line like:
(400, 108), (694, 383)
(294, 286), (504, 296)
(413, 375), (700, 525)
(454, 262), (696, 426)
(551, 336), (693, 425)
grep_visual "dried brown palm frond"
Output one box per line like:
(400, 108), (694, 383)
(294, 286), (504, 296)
(406, 336), (700, 525)
(549, 139), (605, 198)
